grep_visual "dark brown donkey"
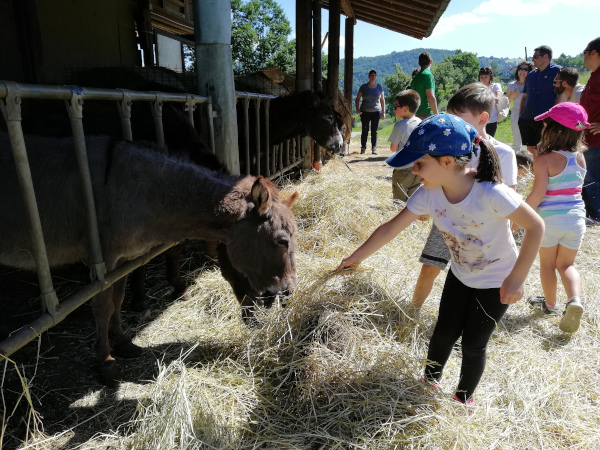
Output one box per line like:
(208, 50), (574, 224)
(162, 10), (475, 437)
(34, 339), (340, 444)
(0, 132), (299, 385)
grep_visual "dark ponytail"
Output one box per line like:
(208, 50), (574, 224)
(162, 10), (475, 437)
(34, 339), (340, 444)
(475, 139), (503, 184)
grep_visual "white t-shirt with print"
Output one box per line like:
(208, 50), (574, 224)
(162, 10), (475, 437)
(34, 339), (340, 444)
(470, 137), (518, 186)
(407, 181), (522, 289)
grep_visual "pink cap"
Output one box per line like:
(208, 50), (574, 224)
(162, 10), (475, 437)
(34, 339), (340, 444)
(534, 102), (590, 130)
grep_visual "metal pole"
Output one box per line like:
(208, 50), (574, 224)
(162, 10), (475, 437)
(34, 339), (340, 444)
(206, 95), (216, 154)
(243, 97), (250, 175)
(265, 98), (271, 176)
(254, 99), (261, 175)
(194, 0), (239, 175)
(0, 243), (173, 358)
(66, 88), (107, 282)
(0, 82), (59, 316)
(117, 89), (133, 141)
(151, 95), (166, 148)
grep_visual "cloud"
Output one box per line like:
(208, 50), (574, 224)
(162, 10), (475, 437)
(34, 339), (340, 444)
(430, 12), (490, 37)
(475, 0), (593, 16)
(433, 0), (597, 37)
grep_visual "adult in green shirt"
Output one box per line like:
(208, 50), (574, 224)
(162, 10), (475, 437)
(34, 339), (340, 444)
(410, 52), (438, 119)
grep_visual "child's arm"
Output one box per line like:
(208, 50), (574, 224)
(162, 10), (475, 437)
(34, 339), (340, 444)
(337, 207), (420, 272)
(390, 142), (399, 152)
(511, 155), (547, 233)
(524, 155), (549, 210)
(501, 202), (545, 304)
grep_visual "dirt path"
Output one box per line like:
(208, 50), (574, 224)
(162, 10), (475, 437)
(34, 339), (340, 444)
(335, 137), (396, 178)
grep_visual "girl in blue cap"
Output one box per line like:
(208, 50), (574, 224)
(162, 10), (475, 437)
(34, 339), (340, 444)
(337, 113), (544, 406)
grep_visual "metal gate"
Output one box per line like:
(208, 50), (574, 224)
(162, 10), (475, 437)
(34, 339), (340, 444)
(0, 80), (306, 359)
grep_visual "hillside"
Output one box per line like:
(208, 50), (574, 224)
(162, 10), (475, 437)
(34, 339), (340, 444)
(341, 48), (523, 96)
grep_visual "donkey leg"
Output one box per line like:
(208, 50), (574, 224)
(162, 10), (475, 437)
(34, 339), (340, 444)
(110, 276), (144, 358)
(205, 239), (219, 259)
(165, 245), (188, 299)
(91, 287), (121, 386)
(128, 265), (148, 312)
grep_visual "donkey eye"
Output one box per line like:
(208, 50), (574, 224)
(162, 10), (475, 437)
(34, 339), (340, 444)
(276, 238), (289, 248)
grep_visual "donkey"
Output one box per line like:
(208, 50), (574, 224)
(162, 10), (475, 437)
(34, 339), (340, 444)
(269, 90), (345, 150)
(0, 132), (299, 385)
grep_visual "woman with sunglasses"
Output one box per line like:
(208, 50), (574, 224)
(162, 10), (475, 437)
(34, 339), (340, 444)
(478, 66), (503, 137)
(507, 61), (534, 151)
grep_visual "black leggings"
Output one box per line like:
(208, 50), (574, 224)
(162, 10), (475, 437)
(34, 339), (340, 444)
(424, 269), (509, 402)
(360, 111), (381, 149)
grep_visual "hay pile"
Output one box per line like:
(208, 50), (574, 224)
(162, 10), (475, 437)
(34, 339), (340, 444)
(16, 158), (600, 448)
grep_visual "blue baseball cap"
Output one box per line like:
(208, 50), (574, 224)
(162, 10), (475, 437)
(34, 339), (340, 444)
(386, 113), (480, 169)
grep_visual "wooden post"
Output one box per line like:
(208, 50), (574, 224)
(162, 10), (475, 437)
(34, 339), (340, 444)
(297, 0), (313, 169)
(344, 17), (354, 108)
(296, 1), (311, 92)
(312, 0), (322, 93)
(193, 0), (240, 175)
(327, 0), (341, 111)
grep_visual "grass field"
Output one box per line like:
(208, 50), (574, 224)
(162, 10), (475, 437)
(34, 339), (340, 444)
(353, 114), (515, 147)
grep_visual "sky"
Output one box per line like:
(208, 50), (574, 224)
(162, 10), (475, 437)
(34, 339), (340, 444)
(276, 0), (600, 60)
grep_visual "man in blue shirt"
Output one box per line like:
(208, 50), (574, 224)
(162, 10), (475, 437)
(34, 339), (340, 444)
(518, 45), (562, 156)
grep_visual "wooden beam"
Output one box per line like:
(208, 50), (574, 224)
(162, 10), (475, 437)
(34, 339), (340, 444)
(296, 0), (312, 91)
(360, 0), (436, 20)
(327, 0), (341, 111)
(313, 0), (323, 92)
(352, 4), (430, 31)
(341, 0), (356, 23)
(351, 6), (428, 34)
(323, 0), (438, 17)
(364, 0), (437, 16)
(343, 17), (354, 107)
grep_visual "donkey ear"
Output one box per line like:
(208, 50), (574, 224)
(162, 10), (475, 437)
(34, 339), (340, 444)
(251, 176), (272, 216)
(283, 191), (300, 208)
(309, 91), (321, 108)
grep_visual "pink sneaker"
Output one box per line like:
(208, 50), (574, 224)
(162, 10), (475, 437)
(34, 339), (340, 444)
(421, 377), (441, 390)
(453, 394), (475, 415)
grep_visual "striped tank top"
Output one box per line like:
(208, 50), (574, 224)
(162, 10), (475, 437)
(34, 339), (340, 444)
(536, 150), (586, 218)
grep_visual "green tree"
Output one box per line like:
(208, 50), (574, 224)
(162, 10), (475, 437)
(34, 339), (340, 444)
(450, 50), (481, 87)
(431, 59), (460, 105)
(383, 63), (411, 116)
(554, 53), (586, 72)
(231, 0), (295, 74)
(431, 50), (480, 105)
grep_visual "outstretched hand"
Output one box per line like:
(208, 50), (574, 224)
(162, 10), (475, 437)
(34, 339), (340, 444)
(336, 256), (360, 274)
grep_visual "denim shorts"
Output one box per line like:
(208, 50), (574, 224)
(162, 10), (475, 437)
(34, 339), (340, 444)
(541, 214), (586, 250)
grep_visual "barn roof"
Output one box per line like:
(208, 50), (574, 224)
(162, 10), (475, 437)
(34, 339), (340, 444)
(321, 0), (451, 39)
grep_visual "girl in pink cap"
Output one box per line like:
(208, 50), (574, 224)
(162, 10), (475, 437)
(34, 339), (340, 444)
(518, 102), (590, 332)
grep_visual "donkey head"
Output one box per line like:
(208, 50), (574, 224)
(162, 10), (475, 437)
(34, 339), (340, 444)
(305, 92), (345, 151)
(225, 177), (299, 310)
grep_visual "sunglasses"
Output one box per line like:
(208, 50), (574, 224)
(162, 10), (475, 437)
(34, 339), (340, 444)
(584, 48), (592, 54)
(394, 105), (405, 109)
(532, 54), (543, 59)
(553, 79), (562, 84)
(518, 67), (529, 71)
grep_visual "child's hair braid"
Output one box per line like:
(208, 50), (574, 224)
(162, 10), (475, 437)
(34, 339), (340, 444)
(475, 139), (503, 184)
